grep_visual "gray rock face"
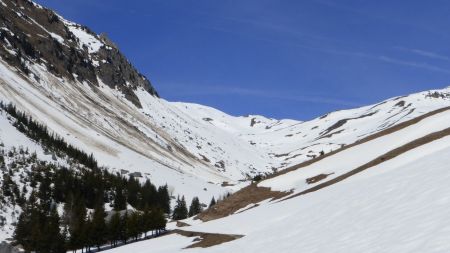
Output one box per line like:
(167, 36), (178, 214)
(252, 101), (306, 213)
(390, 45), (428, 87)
(0, 0), (158, 108)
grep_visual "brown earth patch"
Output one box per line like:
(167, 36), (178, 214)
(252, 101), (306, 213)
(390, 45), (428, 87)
(306, 173), (334, 184)
(176, 221), (191, 227)
(197, 184), (289, 222)
(171, 229), (243, 248)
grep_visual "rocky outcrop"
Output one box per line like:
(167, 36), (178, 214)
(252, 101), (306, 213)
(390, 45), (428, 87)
(0, 0), (157, 107)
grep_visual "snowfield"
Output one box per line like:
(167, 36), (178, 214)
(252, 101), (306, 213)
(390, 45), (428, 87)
(1, 52), (450, 205)
(259, 108), (450, 193)
(100, 134), (450, 253)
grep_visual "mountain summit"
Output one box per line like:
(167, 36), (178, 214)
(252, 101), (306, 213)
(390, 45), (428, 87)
(0, 0), (157, 107)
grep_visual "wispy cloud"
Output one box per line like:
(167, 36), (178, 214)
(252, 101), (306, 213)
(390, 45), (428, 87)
(395, 47), (450, 61)
(162, 84), (362, 107)
(193, 16), (450, 76)
(378, 56), (450, 74)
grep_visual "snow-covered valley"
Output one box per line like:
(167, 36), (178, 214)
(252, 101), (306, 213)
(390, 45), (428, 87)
(1, 0), (450, 252)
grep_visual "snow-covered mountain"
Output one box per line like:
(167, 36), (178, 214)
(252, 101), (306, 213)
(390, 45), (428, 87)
(110, 109), (450, 252)
(2, 0), (450, 251)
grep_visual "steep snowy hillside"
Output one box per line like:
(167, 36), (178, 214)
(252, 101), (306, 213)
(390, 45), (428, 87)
(0, 0), (268, 205)
(102, 105), (450, 253)
(1, 0), (450, 205)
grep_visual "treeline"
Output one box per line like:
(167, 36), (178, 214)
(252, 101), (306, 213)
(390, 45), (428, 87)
(15, 188), (167, 253)
(0, 103), (171, 252)
(172, 196), (217, 220)
(13, 163), (168, 253)
(0, 102), (97, 169)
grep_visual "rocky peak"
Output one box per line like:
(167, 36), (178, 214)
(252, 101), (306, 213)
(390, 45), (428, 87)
(0, 0), (158, 107)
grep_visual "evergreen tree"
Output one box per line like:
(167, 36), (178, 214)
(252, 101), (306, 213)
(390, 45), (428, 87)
(120, 211), (129, 244)
(67, 198), (87, 252)
(43, 206), (66, 253)
(188, 197), (202, 217)
(108, 212), (121, 247)
(14, 195), (66, 253)
(126, 211), (141, 241)
(172, 195), (188, 220)
(154, 208), (167, 236)
(83, 218), (94, 253)
(157, 185), (171, 214)
(209, 197), (216, 208)
(91, 201), (107, 250)
(140, 180), (157, 209)
(113, 185), (127, 211)
(141, 207), (152, 238)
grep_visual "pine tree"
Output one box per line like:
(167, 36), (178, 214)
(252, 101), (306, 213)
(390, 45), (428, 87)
(188, 196), (202, 217)
(126, 211), (141, 241)
(44, 206), (66, 253)
(83, 218), (94, 253)
(15, 196), (66, 253)
(120, 211), (129, 244)
(209, 197), (216, 208)
(154, 208), (167, 236)
(172, 195), (188, 220)
(68, 198), (87, 252)
(113, 185), (127, 211)
(157, 185), (171, 214)
(91, 201), (107, 250)
(108, 212), (121, 247)
(141, 207), (152, 238)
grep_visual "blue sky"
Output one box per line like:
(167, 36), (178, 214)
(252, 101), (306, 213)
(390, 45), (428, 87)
(35, 0), (450, 120)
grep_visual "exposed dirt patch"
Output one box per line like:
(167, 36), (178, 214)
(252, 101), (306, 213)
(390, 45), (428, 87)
(176, 221), (191, 227)
(306, 173), (334, 184)
(171, 229), (243, 248)
(197, 184), (289, 222)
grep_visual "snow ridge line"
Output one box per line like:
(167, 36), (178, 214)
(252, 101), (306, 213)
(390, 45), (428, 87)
(284, 125), (450, 200)
(267, 106), (450, 179)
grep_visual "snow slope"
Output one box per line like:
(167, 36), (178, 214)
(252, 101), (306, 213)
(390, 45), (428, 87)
(1, 53), (450, 203)
(101, 111), (450, 253)
(259, 108), (450, 193)
(1, 0), (449, 206)
(174, 87), (450, 172)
